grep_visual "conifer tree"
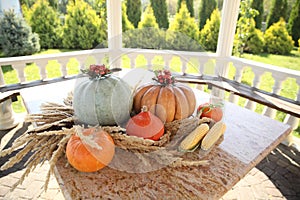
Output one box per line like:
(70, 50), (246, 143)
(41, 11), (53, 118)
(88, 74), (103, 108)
(251, 0), (264, 30)
(0, 10), (40, 56)
(62, 0), (105, 49)
(265, 18), (294, 54)
(287, 0), (300, 46)
(266, 0), (288, 28)
(233, 0), (264, 56)
(177, 0), (194, 17)
(124, 5), (162, 49)
(29, 0), (62, 49)
(126, 0), (142, 28)
(138, 5), (159, 29)
(122, 1), (134, 32)
(150, 0), (169, 28)
(167, 2), (201, 51)
(198, 0), (217, 30)
(199, 9), (220, 51)
(170, 2), (198, 41)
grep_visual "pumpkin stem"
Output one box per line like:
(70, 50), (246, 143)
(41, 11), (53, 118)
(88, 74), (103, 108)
(75, 126), (103, 151)
(141, 105), (148, 112)
(153, 69), (175, 86)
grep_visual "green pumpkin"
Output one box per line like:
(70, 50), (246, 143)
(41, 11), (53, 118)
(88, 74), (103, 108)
(73, 75), (133, 126)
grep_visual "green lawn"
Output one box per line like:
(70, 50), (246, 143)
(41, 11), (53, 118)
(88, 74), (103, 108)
(2, 49), (300, 137)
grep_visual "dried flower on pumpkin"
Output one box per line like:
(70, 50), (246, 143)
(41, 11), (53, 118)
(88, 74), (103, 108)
(81, 64), (121, 80)
(153, 69), (175, 86)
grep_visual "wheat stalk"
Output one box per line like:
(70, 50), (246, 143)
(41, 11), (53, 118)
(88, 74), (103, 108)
(44, 134), (71, 191)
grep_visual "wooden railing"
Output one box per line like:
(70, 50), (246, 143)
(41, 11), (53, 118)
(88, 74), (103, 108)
(0, 48), (299, 145)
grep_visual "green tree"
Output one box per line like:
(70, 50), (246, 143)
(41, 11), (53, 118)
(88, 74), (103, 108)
(123, 6), (163, 49)
(62, 0), (106, 49)
(199, 9), (220, 51)
(287, 0), (300, 46)
(21, 4), (32, 23)
(126, 0), (142, 28)
(0, 10), (40, 56)
(138, 5), (159, 29)
(166, 2), (201, 51)
(29, 0), (62, 49)
(20, 0), (35, 8)
(86, 0), (106, 18)
(234, 0), (264, 56)
(264, 18), (294, 54)
(266, 0), (288, 28)
(177, 0), (194, 17)
(198, 0), (217, 30)
(150, 0), (169, 28)
(48, 0), (59, 10)
(251, 0), (264, 30)
(122, 1), (134, 32)
(170, 2), (199, 40)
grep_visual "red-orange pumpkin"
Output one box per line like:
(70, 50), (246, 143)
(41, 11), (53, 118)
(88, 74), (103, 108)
(126, 106), (164, 141)
(66, 128), (115, 172)
(133, 70), (196, 122)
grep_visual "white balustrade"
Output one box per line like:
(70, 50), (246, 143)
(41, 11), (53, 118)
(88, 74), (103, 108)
(0, 49), (109, 86)
(0, 47), (299, 146)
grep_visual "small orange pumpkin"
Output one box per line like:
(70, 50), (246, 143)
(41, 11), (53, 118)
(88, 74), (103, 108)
(133, 70), (196, 122)
(66, 127), (115, 172)
(126, 106), (164, 141)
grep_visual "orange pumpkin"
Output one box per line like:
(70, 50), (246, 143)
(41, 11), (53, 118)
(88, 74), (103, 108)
(126, 106), (164, 141)
(66, 127), (115, 172)
(133, 70), (196, 122)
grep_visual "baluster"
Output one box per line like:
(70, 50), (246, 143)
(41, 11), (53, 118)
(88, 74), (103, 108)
(146, 55), (154, 70)
(0, 99), (18, 130)
(128, 54), (137, 69)
(12, 64), (26, 83)
(211, 59), (226, 99)
(58, 58), (70, 77)
(263, 74), (285, 118)
(95, 55), (105, 65)
(228, 63), (243, 104)
(282, 80), (300, 146)
(181, 59), (188, 74)
(36, 60), (48, 80)
(163, 55), (172, 70)
(77, 57), (86, 71)
(0, 67), (5, 86)
(244, 69), (263, 111)
(198, 58), (207, 75)
(196, 59), (206, 91)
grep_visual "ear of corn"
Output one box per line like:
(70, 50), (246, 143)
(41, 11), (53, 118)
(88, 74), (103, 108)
(201, 121), (226, 151)
(179, 123), (210, 152)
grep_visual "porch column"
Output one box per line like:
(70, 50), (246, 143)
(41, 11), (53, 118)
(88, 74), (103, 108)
(216, 0), (241, 76)
(212, 0), (240, 99)
(107, 0), (122, 68)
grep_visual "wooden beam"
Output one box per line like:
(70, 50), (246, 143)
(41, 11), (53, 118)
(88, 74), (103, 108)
(176, 75), (300, 118)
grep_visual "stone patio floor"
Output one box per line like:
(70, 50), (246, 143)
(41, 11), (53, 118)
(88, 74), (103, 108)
(1, 120), (300, 200)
